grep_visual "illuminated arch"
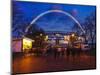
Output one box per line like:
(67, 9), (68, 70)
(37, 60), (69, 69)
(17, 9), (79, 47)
(25, 10), (85, 33)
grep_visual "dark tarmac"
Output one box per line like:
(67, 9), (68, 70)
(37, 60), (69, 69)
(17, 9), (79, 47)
(12, 53), (96, 74)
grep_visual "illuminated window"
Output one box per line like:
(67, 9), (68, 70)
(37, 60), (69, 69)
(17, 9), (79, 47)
(23, 38), (32, 52)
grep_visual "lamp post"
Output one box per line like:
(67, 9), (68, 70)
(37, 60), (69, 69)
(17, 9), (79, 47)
(55, 34), (60, 45)
(70, 33), (75, 48)
(71, 33), (75, 37)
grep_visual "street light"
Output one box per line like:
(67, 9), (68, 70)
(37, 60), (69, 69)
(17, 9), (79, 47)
(71, 33), (75, 37)
(40, 33), (43, 36)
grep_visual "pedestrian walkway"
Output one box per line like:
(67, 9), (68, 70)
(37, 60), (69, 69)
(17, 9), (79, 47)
(12, 54), (96, 74)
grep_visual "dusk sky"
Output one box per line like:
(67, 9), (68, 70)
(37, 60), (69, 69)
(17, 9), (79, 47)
(12, 1), (96, 35)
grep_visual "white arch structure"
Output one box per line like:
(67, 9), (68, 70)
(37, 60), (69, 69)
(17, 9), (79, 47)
(25, 10), (85, 33)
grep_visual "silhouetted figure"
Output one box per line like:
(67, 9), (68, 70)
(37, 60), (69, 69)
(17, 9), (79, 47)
(54, 47), (58, 59)
(66, 47), (70, 59)
(61, 48), (65, 57)
(57, 48), (62, 58)
(46, 47), (51, 56)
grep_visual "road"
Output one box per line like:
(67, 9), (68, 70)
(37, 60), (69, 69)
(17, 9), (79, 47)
(12, 53), (96, 74)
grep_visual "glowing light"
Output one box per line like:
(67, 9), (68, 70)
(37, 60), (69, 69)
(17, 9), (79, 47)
(23, 38), (32, 52)
(64, 35), (70, 41)
(63, 41), (68, 44)
(32, 40), (35, 42)
(64, 36), (67, 40)
(45, 35), (48, 41)
(71, 33), (75, 37)
(56, 34), (60, 37)
(40, 33), (43, 36)
(78, 37), (81, 40)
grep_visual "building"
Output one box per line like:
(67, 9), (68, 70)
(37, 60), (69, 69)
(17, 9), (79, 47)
(45, 31), (84, 46)
(12, 31), (85, 53)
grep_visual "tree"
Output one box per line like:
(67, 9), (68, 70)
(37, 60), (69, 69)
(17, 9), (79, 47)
(72, 23), (82, 35)
(12, 2), (30, 38)
(69, 33), (78, 48)
(82, 12), (96, 49)
(25, 24), (46, 47)
(72, 12), (96, 47)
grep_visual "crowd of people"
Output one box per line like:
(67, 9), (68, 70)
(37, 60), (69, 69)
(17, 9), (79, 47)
(28, 45), (83, 59)
(43, 46), (81, 58)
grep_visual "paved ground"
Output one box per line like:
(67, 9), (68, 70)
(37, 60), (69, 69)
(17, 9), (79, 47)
(12, 53), (96, 74)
